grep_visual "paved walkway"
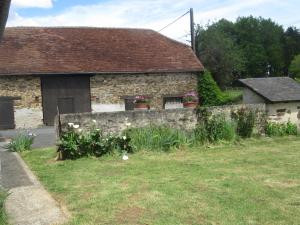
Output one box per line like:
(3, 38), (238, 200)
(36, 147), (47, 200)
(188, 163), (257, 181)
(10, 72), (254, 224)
(0, 127), (56, 149)
(0, 143), (69, 225)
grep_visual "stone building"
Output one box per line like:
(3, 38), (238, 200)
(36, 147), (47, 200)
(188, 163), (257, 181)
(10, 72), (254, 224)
(239, 77), (300, 129)
(0, 27), (203, 129)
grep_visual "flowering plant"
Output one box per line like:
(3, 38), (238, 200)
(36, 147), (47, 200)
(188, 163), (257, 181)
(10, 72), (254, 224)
(182, 91), (198, 103)
(133, 95), (151, 104)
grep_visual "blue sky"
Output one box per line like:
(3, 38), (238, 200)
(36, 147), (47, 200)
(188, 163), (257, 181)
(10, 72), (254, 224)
(7, 0), (300, 43)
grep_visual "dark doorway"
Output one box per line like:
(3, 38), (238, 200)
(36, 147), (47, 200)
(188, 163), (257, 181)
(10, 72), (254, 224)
(0, 97), (20, 129)
(41, 75), (91, 126)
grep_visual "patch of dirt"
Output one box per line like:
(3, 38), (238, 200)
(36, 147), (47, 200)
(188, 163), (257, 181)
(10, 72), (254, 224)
(116, 206), (145, 225)
(264, 179), (299, 188)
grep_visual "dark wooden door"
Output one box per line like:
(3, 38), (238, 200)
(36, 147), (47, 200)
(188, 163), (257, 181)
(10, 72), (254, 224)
(41, 75), (91, 126)
(58, 98), (75, 114)
(0, 99), (15, 129)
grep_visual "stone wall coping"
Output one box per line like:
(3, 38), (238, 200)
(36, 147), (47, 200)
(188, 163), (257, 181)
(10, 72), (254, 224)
(60, 108), (196, 118)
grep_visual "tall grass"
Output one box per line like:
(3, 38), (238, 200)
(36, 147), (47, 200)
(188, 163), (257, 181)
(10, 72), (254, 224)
(125, 117), (237, 152)
(5, 133), (35, 152)
(124, 126), (190, 151)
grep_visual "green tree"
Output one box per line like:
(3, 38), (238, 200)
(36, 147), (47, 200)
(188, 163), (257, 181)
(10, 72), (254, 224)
(283, 27), (300, 75)
(0, 0), (11, 40)
(235, 16), (285, 78)
(196, 19), (245, 88)
(289, 54), (300, 78)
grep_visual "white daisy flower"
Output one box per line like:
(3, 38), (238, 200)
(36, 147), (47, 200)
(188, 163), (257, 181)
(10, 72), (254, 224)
(68, 123), (74, 127)
(73, 124), (80, 129)
(122, 154), (129, 161)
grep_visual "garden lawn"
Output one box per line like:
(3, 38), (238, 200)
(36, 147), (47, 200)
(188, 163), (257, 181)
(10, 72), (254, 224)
(21, 137), (300, 225)
(222, 88), (242, 104)
(0, 190), (8, 225)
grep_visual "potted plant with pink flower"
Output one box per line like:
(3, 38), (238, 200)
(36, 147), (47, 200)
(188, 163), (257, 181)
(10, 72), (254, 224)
(182, 91), (198, 108)
(134, 95), (151, 110)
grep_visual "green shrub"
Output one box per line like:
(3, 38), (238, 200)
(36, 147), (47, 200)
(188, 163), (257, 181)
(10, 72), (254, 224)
(232, 108), (256, 138)
(57, 127), (133, 160)
(198, 70), (224, 106)
(124, 125), (190, 151)
(6, 133), (35, 152)
(265, 121), (298, 137)
(205, 115), (236, 143)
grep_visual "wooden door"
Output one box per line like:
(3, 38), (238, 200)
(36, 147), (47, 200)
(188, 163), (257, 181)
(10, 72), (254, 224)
(41, 75), (91, 126)
(0, 99), (15, 129)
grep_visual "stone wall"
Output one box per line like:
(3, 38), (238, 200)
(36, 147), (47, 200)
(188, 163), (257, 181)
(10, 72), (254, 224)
(0, 75), (43, 128)
(198, 104), (266, 133)
(59, 108), (198, 134)
(90, 72), (198, 111)
(267, 102), (300, 129)
(58, 104), (266, 135)
(0, 76), (42, 109)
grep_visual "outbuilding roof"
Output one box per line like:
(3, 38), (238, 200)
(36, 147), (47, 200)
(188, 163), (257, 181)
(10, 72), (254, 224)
(0, 27), (204, 76)
(239, 77), (300, 103)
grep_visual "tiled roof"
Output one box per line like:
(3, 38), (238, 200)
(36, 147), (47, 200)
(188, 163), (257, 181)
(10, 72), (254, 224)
(239, 77), (300, 102)
(0, 27), (204, 75)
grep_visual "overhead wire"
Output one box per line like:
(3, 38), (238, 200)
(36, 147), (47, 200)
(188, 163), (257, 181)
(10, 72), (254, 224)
(158, 10), (190, 32)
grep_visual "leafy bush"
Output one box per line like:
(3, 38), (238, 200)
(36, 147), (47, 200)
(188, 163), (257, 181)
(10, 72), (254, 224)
(206, 116), (236, 142)
(232, 108), (256, 138)
(124, 125), (190, 151)
(57, 127), (133, 160)
(265, 121), (298, 136)
(198, 70), (224, 106)
(6, 133), (35, 152)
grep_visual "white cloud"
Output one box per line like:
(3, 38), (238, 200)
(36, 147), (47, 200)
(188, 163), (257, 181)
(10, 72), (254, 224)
(7, 0), (300, 43)
(12, 0), (53, 8)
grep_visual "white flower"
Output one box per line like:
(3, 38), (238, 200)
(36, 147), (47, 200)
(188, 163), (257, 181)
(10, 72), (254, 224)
(96, 128), (100, 131)
(73, 124), (80, 129)
(122, 154), (129, 161)
(125, 122), (131, 127)
(78, 129), (82, 133)
(92, 120), (97, 124)
(123, 136), (127, 140)
(68, 123), (74, 127)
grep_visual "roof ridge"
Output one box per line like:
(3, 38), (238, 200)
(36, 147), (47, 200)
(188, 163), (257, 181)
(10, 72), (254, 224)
(6, 26), (153, 31)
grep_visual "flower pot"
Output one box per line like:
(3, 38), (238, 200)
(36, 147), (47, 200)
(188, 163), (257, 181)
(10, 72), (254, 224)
(134, 102), (149, 110)
(183, 102), (198, 108)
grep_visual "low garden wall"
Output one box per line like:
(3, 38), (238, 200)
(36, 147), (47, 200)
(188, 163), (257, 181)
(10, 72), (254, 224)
(57, 104), (266, 135)
(58, 108), (197, 134)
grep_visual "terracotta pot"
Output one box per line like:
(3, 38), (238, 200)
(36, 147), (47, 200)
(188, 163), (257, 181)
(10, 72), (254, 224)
(134, 102), (149, 110)
(183, 102), (198, 108)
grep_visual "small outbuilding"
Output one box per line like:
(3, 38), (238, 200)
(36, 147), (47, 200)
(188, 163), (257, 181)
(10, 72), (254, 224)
(239, 77), (300, 128)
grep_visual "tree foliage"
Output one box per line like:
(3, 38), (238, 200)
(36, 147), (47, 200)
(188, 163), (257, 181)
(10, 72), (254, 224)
(289, 54), (300, 79)
(196, 16), (299, 87)
(196, 19), (245, 87)
(198, 70), (223, 106)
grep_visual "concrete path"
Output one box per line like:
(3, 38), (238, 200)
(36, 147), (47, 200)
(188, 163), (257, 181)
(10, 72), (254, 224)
(0, 143), (69, 225)
(0, 127), (56, 149)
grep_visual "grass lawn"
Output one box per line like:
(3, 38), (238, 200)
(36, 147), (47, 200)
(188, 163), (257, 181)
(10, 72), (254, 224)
(0, 190), (8, 225)
(21, 137), (300, 225)
(222, 89), (243, 104)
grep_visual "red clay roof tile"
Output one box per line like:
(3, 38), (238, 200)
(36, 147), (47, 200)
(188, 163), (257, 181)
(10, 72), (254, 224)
(0, 27), (204, 75)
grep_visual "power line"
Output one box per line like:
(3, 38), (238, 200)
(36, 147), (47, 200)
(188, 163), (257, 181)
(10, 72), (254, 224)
(158, 10), (190, 32)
